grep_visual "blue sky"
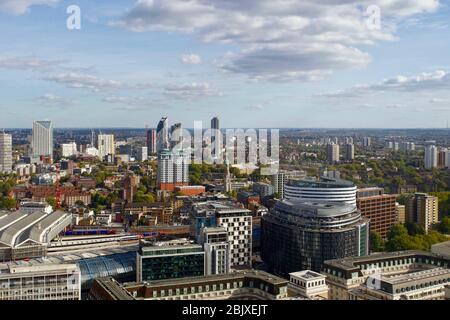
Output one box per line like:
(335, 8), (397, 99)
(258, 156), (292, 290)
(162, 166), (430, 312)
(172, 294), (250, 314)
(0, 0), (449, 128)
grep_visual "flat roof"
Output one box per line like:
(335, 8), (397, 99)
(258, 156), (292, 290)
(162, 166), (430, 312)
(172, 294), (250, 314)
(431, 241), (450, 258)
(287, 177), (355, 188)
(381, 268), (450, 286)
(289, 270), (325, 280)
(126, 270), (287, 288)
(323, 250), (448, 271)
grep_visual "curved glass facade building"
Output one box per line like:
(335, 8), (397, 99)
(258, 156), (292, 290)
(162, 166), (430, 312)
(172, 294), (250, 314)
(284, 177), (357, 205)
(76, 252), (136, 290)
(261, 200), (369, 277)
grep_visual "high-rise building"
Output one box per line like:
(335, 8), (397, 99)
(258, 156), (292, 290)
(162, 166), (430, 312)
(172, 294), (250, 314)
(146, 129), (157, 154)
(344, 143), (355, 161)
(156, 117), (169, 152)
(61, 142), (77, 158)
(97, 134), (115, 160)
(438, 148), (447, 168)
(326, 143), (339, 163)
(0, 132), (13, 173)
(191, 201), (252, 268)
(270, 170), (306, 199)
(157, 148), (189, 191)
(136, 147), (148, 162)
(31, 120), (53, 158)
(261, 200), (369, 275)
(356, 188), (398, 240)
(396, 203), (406, 224)
(211, 117), (220, 159)
(170, 122), (183, 147)
(200, 227), (230, 276)
(424, 142), (438, 170)
(284, 177), (357, 205)
(362, 137), (371, 148)
(406, 193), (439, 233)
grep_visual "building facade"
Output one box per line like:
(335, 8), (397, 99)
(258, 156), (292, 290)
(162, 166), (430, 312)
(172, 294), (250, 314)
(0, 132), (12, 173)
(136, 240), (205, 282)
(31, 120), (53, 158)
(356, 188), (398, 240)
(406, 193), (439, 233)
(322, 250), (450, 300)
(284, 177), (357, 205)
(157, 148), (189, 191)
(97, 134), (115, 160)
(261, 200), (369, 276)
(0, 264), (81, 300)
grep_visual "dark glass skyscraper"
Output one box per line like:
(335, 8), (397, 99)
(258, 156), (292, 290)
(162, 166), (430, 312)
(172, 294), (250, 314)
(261, 199), (369, 276)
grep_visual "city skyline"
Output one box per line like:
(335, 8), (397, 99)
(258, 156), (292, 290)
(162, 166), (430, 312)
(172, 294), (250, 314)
(0, 0), (449, 128)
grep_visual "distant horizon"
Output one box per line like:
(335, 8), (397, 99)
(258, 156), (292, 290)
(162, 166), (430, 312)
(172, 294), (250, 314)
(3, 127), (450, 131)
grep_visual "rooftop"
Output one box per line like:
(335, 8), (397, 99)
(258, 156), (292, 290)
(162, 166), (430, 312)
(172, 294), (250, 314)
(287, 176), (355, 189)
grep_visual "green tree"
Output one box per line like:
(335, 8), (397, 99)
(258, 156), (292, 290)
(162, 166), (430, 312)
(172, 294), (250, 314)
(0, 197), (16, 209)
(46, 196), (57, 208)
(369, 231), (385, 252)
(437, 216), (450, 234)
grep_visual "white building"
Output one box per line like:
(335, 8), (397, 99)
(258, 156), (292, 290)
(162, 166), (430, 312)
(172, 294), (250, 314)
(288, 270), (328, 299)
(136, 147), (148, 162)
(271, 170), (306, 199)
(19, 201), (53, 214)
(326, 143), (339, 163)
(61, 142), (77, 158)
(97, 134), (115, 160)
(214, 204), (252, 268)
(201, 227), (230, 276)
(157, 148), (189, 191)
(424, 143), (438, 170)
(284, 177), (357, 205)
(0, 132), (12, 173)
(362, 137), (371, 148)
(31, 120), (53, 157)
(344, 143), (355, 161)
(0, 264), (81, 300)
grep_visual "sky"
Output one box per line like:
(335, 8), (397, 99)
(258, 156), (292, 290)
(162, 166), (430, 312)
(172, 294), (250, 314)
(0, 0), (449, 129)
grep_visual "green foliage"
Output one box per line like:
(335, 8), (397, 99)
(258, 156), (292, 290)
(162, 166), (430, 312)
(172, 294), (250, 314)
(369, 231), (385, 252)
(385, 224), (448, 252)
(46, 196), (57, 208)
(437, 216), (450, 234)
(0, 197), (16, 209)
(133, 191), (155, 203)
(0, 179), (17, 209)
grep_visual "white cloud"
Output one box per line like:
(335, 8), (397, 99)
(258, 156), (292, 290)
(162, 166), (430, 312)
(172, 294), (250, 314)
(180, 53), (202, 64)
(0, 0), (58, 15)
(164, 82), (222, 99)
(44, 72), (123, 92)
(102, 96), (165, 109)
(0, 56), (63, 71)
(35, 93), (74, 107)
(319, 70), (450, 97)
(113, 0), (440, 81)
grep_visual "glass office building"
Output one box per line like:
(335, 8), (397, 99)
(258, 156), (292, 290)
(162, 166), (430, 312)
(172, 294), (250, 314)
(137, 241), (205, 282)
(261, 199), (369, 276)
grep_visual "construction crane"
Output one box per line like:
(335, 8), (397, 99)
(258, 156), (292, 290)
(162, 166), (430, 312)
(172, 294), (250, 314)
(55, 162), (61, 210)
